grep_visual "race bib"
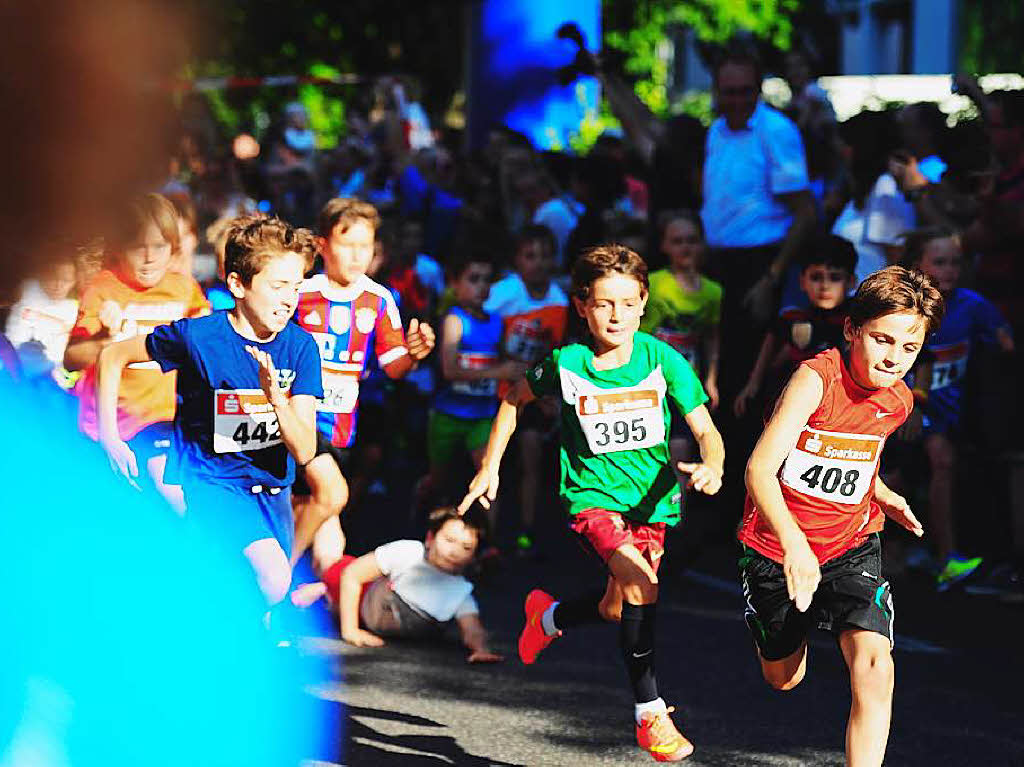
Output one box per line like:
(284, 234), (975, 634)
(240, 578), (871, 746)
(653, 327), (699, 369)
(576, 388), (665, 455)
(506, 319), (550, 365)
(929, 342), (968, 391)
(319, 370), (359, 413)
(780, 428), (881, 505)
(213, 389), (281, 453)
(451, 352), (498, 398)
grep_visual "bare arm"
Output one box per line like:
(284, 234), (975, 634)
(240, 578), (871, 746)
(743, 190), (816, 324)
(873, 474), (923, 537)
(96, 335), (154, 485)
(734, 332), (779, 417)
(64, 337), (109, 372)
(678, 404), (725, 495)
(744, 366), (824, 611)
(703, 324), (720, 410)
(338, 552), (385, 647)
(456, 613), (503, 663)
(458, 377), (537, 512)
(771, 191), (817, 283)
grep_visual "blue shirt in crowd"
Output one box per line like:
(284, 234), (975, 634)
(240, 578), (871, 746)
(701, 101), (809, 249)
(432, 306), (503, 420)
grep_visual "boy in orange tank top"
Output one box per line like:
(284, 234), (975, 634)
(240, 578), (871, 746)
(739, 266), (944, 767)
(65, 194), (209, 510)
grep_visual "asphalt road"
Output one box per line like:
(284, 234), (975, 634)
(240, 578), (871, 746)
(297, 488), (1024, 767)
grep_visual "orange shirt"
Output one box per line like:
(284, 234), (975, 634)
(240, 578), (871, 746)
(71, 269), (209, 441)
(738, 348), (913, 564)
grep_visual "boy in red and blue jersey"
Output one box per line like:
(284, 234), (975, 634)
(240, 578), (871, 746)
(292, 198), (435, 569)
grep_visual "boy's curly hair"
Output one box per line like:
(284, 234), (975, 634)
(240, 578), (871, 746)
(571, 243), (648, 302)
(223, 217), (316, 285)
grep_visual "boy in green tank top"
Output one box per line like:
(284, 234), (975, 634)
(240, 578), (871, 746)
(460, 244), (724, 762)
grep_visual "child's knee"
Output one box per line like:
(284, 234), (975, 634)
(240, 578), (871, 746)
(619, 577), (658, 605)
(763, 662), (805, 691)
(598, 598), (622, 622)
(261, 562), (292, 605)
(850, 649), (894, 699)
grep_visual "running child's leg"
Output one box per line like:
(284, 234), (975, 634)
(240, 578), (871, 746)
(923, 432), (955, 562)
(292, 453), (348, 566)
(607, 545), (661, 709)
(145, 453), (185, 514)
(839, 629), (894, 767)
(758, 642), (808, 691)
(516, 427), (543, 546)
(312, 515), (346, 580)
(244, 537), (293, 606)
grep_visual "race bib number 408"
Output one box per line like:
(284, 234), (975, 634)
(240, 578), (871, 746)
(213, 389), (281, 453)
(577, 388), (665, 455)
(780, 428), (881, 504)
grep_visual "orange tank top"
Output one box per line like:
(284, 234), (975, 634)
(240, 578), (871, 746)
(738, 347), (913, 564)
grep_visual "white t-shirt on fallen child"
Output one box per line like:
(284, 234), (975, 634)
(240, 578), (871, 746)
(373, 540), (479, 622)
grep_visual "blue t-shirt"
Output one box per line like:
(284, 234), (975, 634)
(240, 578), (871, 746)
(432, 306), (503, 420)
(147, 311), (324, 488)
(924, 287), (1009, 422)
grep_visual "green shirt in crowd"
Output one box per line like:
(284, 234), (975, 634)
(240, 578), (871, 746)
(639, 270), (722, 373)
(526, 331), (707, 526)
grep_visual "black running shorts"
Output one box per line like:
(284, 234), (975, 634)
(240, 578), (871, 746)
(739, 533), (894, 662)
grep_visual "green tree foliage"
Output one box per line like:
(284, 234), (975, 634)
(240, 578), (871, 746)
(603, 0), (799, 119)
(959, 0), (1024, 75)
(182, 1), (463, 146)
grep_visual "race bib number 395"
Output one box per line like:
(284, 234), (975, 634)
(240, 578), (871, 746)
(780, 428), (881, 504)
(213, 389), (281, 453)
(577, 388), (665, 455)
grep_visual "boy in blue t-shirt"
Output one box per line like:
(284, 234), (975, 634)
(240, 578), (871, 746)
(96, 218), (324, 608)
(906, 227), (1014, 590)
(415, 249), (527, 530)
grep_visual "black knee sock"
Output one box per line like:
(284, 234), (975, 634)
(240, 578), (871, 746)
(551, 588), (605, 630)
(621, 602), (658, 704)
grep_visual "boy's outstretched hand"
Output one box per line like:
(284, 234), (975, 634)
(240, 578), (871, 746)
(878, 493), (924, 537)
(783, 540), (821, 613)
(406, 318), (436, 361)
(677, 462), (723, 495)
(459, 464), (500, 512)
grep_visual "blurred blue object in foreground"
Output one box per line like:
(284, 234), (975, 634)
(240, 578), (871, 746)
(0, 375), (339, 766)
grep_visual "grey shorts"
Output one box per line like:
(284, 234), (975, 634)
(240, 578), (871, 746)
(359, 578), (444, 638)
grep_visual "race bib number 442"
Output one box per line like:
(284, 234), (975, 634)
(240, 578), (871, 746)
(213, 389), (281, 453)
(577, 388), (666, 455)
(780, 428), (881, 504)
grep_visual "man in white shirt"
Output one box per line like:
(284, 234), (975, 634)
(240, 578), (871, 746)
(324, 506), (502, 663)
(700, 47), (817, 524)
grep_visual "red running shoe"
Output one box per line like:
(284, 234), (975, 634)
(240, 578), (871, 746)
(636, 706), (694, 762)
(518, 589), (560, 664)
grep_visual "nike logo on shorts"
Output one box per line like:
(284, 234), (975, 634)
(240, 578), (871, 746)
(632, 650), (653, 659)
